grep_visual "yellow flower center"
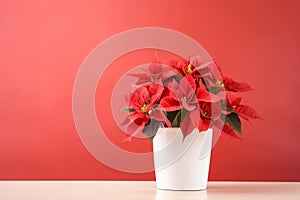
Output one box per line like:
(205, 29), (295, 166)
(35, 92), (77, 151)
(216, 80), (224, 87)
(183, 96), (188, 101)
(187, 64), (193, 73)
(232, 105), (236, 109)
(202, 112), (207, 117)
(141, 104), (147, 112)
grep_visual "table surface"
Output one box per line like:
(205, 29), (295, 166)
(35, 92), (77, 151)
(0, 181), (299, 200)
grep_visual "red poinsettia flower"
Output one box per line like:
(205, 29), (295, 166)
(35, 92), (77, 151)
(213, 118), (242, 139)
(222, 76), (253, 92)
(209, 93), (261, 139)
(200, 62), (253, 96)
(128, 61), (177, 85)
(197, 101), (211, 132)
(196, 87), (225, 103)
(122, 56), (261, 141)
(199, 62), (226, 94)
(123, 84), (167, 138)
(160, 74), (198, 111)
(169, 57), (212, 80)
(198, 100), (223, 132)
(226, 93), (261, 121)
(196, 85), (224, 132)
(160, 74), (201, 138)
(168, 60), (186, 77)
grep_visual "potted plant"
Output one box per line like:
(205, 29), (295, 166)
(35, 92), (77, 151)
(122, 56), (260, 190)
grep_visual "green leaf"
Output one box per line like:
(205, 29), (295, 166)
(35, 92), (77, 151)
(142, 120), (160, 141)
(224, 113), (242, 134)
(166, 111), (177, 122)
(206, 86), (216, 94)
(171, 110), (182, 127)
(166, 111), (180, 127)
(121, 107), (135, 113)
(162, 75), (180, 85)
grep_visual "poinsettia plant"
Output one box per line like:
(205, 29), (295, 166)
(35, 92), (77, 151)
(122, 56), (261, 141)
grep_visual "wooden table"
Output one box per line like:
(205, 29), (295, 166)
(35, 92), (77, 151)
(0, 181), (299, 200)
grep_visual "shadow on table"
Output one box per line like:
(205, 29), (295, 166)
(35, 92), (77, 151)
(155, 189), (207, 200)
(154, 182), (300, 200)
(207, 182), (299, 195)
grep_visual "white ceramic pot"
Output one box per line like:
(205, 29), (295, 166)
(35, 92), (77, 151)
(153, 127), (212, 190)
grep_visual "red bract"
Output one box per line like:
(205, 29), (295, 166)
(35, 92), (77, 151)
(160, 74), (201, 138)
(213, 119), (242, 139)
(223, 76), (253, 92)
(169, 57), (211, 79)
(178, 74), (198, 111)
(159, 84), (181, 112)
(128, 61), (177, 85)
(180, 110), (200, 139)
(160, 74), (198, 112)
(198, 101), (212, 132)
(197, 87), (225, 103)
(226, 93), (261, 121)
(200, 62), (224, 89)
(169, 60), (186, 77)
(123, 56), (260, 141)
(123, 84), (167, 138)
(205, 62), (253, 93)
(197, 86), (223, 132)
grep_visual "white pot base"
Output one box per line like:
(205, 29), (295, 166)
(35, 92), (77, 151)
(153, 128), (212, 191)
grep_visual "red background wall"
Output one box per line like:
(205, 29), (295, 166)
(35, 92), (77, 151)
(1, 0), (300, 181)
